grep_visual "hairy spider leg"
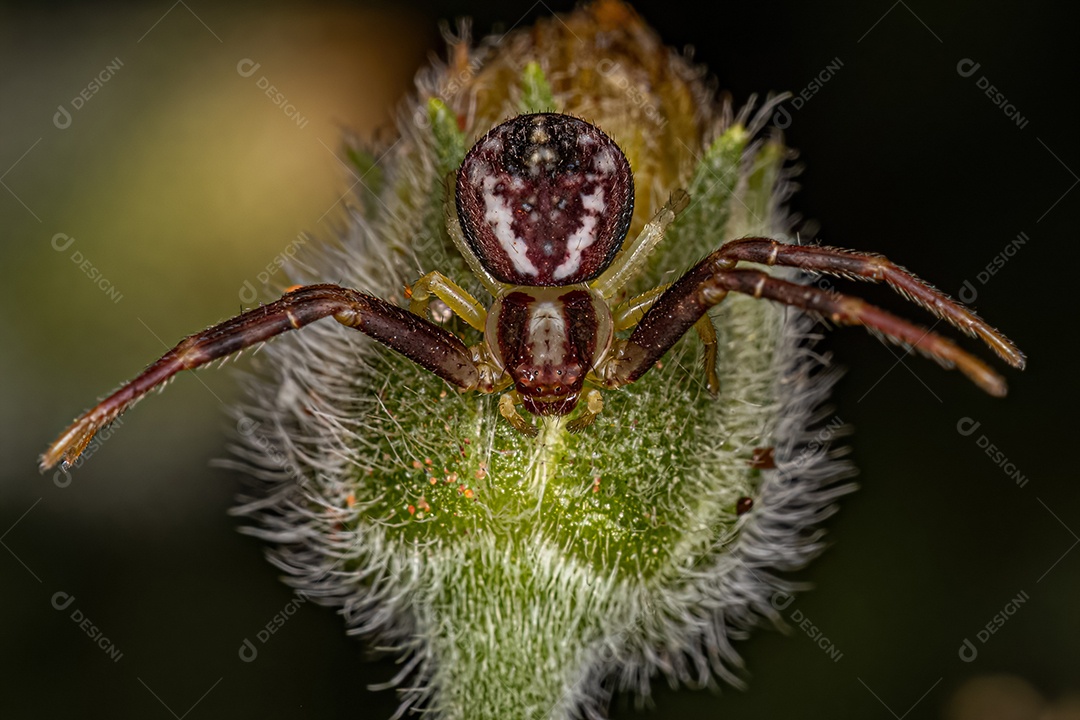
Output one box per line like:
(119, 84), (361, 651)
(705, 269), (1009, 395)
(610, 284), (720, 393)
(610, 284), (669, 330)
(600, 250), (1012, 397)
(41, 284), (480, 471)
(717, 238), (1025, 369)
(406, 271), (516, 404)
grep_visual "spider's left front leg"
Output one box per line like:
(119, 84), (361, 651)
(41, 284), (485, 470)
(407, 271), (488, 331)
(597, 249), (1015, 397)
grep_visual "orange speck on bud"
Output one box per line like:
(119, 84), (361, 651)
(464, 488), (474, 499)
(407, 504), (416, 515)
(404, 285), (414, 299)
(346, 493), (356, 508)
(412, 459), (423, 469)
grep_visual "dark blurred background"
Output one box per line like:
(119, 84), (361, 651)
(1, 1), (1075, 718)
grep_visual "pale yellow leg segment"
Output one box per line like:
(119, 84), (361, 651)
(612, 285), (669, 331)
(408, 271), (487, 331)
(592, 189), (690, 299)
(499, 392), (538, 437)
(566, 389), (604, 433)
(694, 315), (720, 394)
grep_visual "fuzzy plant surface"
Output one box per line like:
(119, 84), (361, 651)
(227, 2), (854, 718)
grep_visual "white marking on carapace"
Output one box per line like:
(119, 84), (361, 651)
(528, 146), (558, 174)
(581, 187), (606, 213)
(593, 147), (617, 175)
(482, 176), (539, 277)
(466, 160), (489, 187)
(478, 135), (504, 154)
(552, 188), (605, 281)
(527, 300), (568, 367)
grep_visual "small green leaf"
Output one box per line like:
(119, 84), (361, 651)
(520, 61), (556, 114)
(428, 97), (468, 175)
(746, 139), (787, 229)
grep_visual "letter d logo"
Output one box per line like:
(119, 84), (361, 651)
(238, 638), (258, 662)
(53, 105), (72, 130)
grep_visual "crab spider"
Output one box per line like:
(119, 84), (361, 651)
(40, 113), (1024, 471)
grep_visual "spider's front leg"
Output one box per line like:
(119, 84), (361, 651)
(715, 238), (1025, 368)
(407, 271), (488, 331)
(610, 284), (722, 394)
(40, 284), (481, 471)
(598, 247), (1020, 396)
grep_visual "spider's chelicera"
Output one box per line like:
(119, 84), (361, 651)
(41, 112), (1025, 469)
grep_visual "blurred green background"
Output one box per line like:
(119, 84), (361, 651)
(1, 1), (1075, 718)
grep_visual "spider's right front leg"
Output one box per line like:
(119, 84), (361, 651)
(611, 284), (721, 394)
(598, 250), (1015, 397)
(41, 284), (482, 470)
